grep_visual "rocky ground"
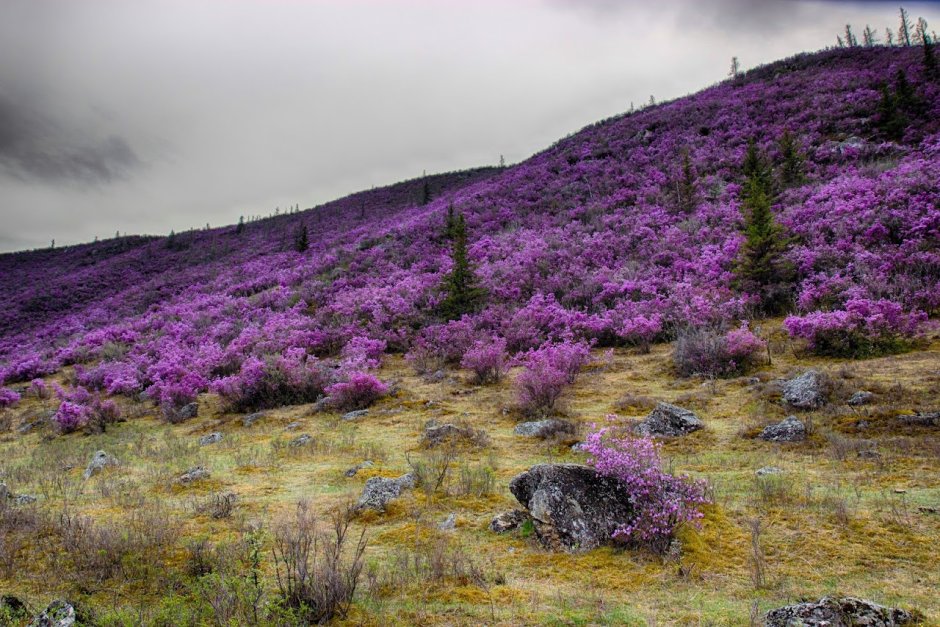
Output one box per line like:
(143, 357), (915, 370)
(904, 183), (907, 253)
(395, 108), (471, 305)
(1, 321), (939, 625)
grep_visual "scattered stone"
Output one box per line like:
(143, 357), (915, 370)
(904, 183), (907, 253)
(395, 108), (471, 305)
(342, 409), (369, 421)
(29, 599), (77, 627)
(12, 494), (37, 506)
(165, 402), (199, 424)
(423, 423), (471, 447)
(756, 466), (784, 477)
(898, 412), (940, 427)
(355, 473), (415, 511)
(490, 509), (529, 533)
(782, 370), (828, 410)
(765, 596), (913, 627)
(344, 460), (374, 477)
(508, 463), (635, 551)
(847, 390), (875, 406)
(285, 421), (303, 430)
(514, 419), (576, 439)
(289, 434), (313, 448)
(759, 416), (807, 442)
(242, 412), (265, 427)
(83, 450), (119, 480)
(175, 466), (211, 485)
(438, 513), (457, 531)
(199, 432), (223, 446)
(634, 402), (703, 437)
(426, 370), (447, 383)
(858, 449), (881, 460)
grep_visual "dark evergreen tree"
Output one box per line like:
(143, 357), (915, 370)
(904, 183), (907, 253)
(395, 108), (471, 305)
(677, 148), (697, 213)
(294, 224), (309, 253)
(899, 6), (912, 46)
(924, 33), (938, 81)
(420, 179), (431, 205)
(443, 204), (457, 239)
(735, 142), (792, 314)
(778, 130), (805, 188)
(876, 83), (906, 141)
(844, 24), (858, 47)
(438, 213), (485, 320)
(236, 216), (245, 234)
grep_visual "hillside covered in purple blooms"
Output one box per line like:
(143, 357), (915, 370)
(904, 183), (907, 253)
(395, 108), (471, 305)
(1, 46), (938, 417)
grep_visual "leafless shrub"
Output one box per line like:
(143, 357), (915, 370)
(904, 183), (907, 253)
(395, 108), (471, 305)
(383, 532), (490, 590)
(186, 537), (216, 578)
(747, 518), (768, 589)
(407, 445), (459, 497)
(614, 394), (658, 413)
(826, 433), (874, 461)
(455, 463), (496, 497)
(194, 492), (238, 520)
(751, 473), (796, 509)
(271, 501), (367, 624)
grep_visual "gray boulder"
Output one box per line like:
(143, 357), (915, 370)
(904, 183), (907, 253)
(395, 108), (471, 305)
(756, 466), (784, 477)
(508, 464), (634, 551)
(285, 421), (303, 430)
(783, 370), (828, 410)
(13, 494), (37, 506)
(342, 409), (369, 421)
(514, 419), (575, 439)
(847, 390), (875, 406)
(164, 402), (198, 424)
(356, 473), (415, 511)
(199, 432), (223, 446)
(175, 466), (211, 485)
(635, 402), (703, 437)
(759, 416), (807, 442)
(344, 460), (374, 477)
(438, 513), (457, 531)
(83, 450), (119, 480)
(29, 600), (77, 627)
(490, 509), (530, 533)
(289, 434), (313, 448)
(242, 412), (265, 427)
(765, 596), (913, 627)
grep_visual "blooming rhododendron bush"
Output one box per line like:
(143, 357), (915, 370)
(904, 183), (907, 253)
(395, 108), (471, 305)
(0, 47), (937, 415)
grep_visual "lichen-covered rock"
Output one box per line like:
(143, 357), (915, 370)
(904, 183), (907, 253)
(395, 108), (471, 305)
(29, 599), (77, 627)
(508, 464), (634, 551)
(199, 432), (223, 446)
(356, 473), (414, 511)
(634, 402), (703, 437)
(423, 423), (471, 447)
(438, 513), (457, 531)
(489, 509), (530, 533)
(344, 460), (374, 477)
(164, 402), (198, 424)
(847, 390), (875, 406)
(756, 466), (784, 477)
(764, 596), (913, 626)
(783, 370), (828, 410)
(83, 450), (119, 480)
(175, 466), (211, 485)
(289, 434), (313, 447)
(514, 419), (575, 439)
(342, 409), (369, 421)
(759, 416), (807, 442)
(242, 412), (265, 427)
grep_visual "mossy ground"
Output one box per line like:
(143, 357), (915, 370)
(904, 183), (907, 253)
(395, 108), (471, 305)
(1, 321), (939, 625)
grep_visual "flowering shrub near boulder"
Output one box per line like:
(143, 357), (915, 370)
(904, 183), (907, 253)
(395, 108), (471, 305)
(673, 323), (766, 378)
(326, 373), (389, 412)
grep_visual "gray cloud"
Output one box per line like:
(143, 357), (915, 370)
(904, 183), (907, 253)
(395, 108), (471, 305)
(1, 0), (939, 252)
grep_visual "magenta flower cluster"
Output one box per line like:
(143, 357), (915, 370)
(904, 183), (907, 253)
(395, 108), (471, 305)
(460, 336), (508, 384)
(514, 341), (592, 414)
(325, 372), (389, 412)
(581, 422), (710, 554)
(0, 387), (20, 408)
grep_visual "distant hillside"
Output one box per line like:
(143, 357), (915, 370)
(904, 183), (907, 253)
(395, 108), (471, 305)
(1, 46), (938, 408)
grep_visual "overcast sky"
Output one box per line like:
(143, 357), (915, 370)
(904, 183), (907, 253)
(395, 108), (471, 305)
(1, 0), (939, 252)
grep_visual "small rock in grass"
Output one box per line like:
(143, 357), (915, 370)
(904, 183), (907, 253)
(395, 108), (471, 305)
(289, 434), (313, 448)
(514, 419), (576, 439)
(242, 412), (265, 427)
(342, 409), (369, 421)
(755, 466), (784, 477)
(438, 513), (457, 531)
(83, 450), (119, 480)
(634, 402), (703, 437)
(782, 370), (828, 410)
(355, 473), (414, 511)
(175, 466), (211, 485)
(759, 416), (806, 442)
(285, 421), (303, 430)
(764, 596), (913, 627)
(12, 494), (37, 506)
(344, 460), (374, 477)
(199, 432), (223, 446)
(847, 390), (875, 406)
(489, 509), (529, 533)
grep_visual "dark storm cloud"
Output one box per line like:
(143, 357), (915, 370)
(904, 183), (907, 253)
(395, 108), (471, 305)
(0, 92), (141, 185)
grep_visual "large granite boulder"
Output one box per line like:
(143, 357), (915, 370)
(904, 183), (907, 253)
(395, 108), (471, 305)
(356, 473), (415, 511)
(635, 402), (703, 437)
(782, 370), (828, 410)
(508, 464), (633, 551)
(759, 416), (807, 442)
(764, 596), (913, 626)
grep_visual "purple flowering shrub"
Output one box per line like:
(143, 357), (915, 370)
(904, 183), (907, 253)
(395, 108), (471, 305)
(340, 336), (387, 371)
(784, 298), (927, 357)
(514, 342), (592, 415)
(673, 323), (766, 378)
(52, 386), (122, 434)
(460, 337), (508, 384)
(54, 401), (89, 433)
(0, 387), (21, 408)
(29, 378), (49, 399)
(211, 349), (332, 412)
(325, 372), (389, 412)
(405, 319), (476, 374)
(618, 315), (663, 353)
(582, 422), (710, 554)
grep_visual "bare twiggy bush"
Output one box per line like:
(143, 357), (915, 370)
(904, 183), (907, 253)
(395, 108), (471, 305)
(455, 463), (496, 497)
(747, 518), (768, 589)
(614, 394), (658, 413)
(826, 433), (875, 461)
(271, 501), (367, 624)
(407, 445), (459, 497)
(751, 474), (797, 509)
(194, 491), (238, 519)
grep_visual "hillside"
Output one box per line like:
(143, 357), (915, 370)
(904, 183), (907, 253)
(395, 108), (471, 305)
(1, 45), (939, 625)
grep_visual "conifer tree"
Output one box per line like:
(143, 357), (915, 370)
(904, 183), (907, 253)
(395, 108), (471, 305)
(863, 25), (877, 47)
(677, 148), (697, 213)
(420, 179), (431, 205)
(778, 130), (805, 188)
(886, 28), (895, 46)
(877, 83), (906, 141)
(439, 213), (485, 320)
(844, 25), (858, 47)
(443, 204), (457, 239)
(899, 6), (912, 46)
(236, 216), (245, 235)
(735, 141), (792, 314)
(924, 33), (938, 80)
(294, 224), (309, 253)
